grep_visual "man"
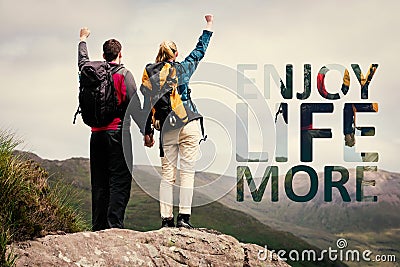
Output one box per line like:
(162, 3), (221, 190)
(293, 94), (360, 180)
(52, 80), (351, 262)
(78, 27), (144, 231)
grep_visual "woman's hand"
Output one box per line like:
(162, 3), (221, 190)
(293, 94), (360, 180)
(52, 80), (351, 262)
(205, 14), (213, 31)
(144, 134), (155, 147)
(205, 14), (213, 23)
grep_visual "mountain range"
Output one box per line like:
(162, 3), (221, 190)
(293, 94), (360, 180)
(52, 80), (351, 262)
(16, 151), (400, 266)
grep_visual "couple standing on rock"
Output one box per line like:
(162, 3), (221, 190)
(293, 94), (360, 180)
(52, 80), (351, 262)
(77, 15), (214, 231)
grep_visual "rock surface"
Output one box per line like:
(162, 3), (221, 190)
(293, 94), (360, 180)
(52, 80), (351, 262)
(11, 228), (290, 266)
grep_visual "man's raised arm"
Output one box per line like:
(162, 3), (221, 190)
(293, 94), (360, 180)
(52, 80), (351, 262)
(78, 27), (91, 69)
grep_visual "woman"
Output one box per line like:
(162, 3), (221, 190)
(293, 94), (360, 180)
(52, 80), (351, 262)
(141, 14), (213, 228)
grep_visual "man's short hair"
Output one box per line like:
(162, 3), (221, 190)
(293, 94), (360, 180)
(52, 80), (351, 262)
(103, 39), (122, 62)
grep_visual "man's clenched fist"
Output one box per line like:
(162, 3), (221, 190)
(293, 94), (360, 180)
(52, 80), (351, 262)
(80, 27), (90, 41)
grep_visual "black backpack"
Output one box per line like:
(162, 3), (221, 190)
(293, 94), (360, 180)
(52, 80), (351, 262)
(73, 61), (123, 127)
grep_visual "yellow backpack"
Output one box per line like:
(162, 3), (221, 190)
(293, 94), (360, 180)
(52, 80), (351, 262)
(141, 62), (189, 131)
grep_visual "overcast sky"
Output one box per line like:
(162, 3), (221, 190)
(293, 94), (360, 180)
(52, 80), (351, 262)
(1, 0), (399, 176)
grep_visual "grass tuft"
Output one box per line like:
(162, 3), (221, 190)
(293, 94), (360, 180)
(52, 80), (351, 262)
(0, 130), (89, 266)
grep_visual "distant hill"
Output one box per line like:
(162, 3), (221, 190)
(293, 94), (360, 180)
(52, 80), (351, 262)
(14, 151), (345, 267)
(122, 161), (400, 267)
(236, 153), (288, 163)
(212, 168), (400, 266)
(219, 168), (400, 231)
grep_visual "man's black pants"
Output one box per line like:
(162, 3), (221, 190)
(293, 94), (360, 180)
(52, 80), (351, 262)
(90, 130), (133, 231)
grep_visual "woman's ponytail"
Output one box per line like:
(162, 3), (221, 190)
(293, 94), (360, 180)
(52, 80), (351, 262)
(156, 41), (177, 62)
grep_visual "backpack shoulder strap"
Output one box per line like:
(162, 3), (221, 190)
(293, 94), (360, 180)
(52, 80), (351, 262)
(111, 64), (124, 75)
(199, 117), (207, 144)
(122, 68), (128, 77)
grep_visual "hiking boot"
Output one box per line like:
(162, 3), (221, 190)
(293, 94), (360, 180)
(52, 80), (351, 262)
(176, 213), (194, 229)
(161, 217), (175, 228)
(345, 133), (355, 147)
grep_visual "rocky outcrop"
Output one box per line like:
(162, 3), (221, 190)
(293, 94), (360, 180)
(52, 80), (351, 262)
(11, 228), (289, 266)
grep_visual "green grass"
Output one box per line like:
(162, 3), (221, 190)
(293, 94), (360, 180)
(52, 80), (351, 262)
(0, 131), (89, 266)
(0, 217), (16, 267)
